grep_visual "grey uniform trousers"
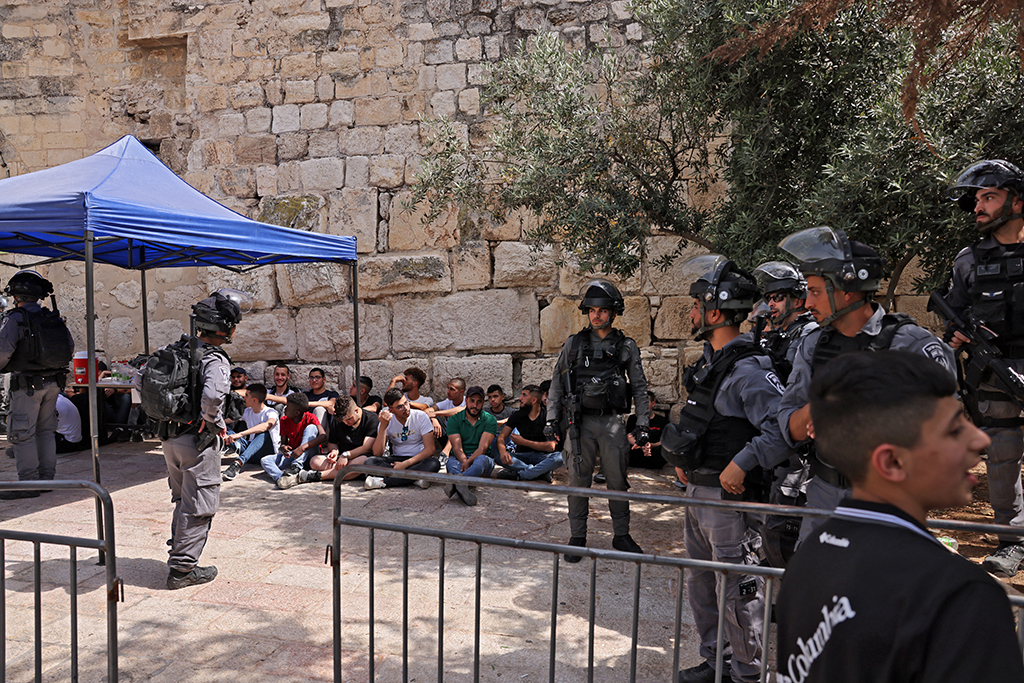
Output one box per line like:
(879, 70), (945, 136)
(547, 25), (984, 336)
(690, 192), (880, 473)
(685, 484), (764, 683)
(162, 434), (221, 572)
(567, 413), (630, 538)
(977, 376), (1024, 542)
(9, 380), (59, 481)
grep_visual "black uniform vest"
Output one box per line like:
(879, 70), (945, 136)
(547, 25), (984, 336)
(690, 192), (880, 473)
(811, 313), (915, 373)
(760, 313), (814, 383)
(569, 328), (631, 414)
(1, 307), (74, 375)
(968, 241), (1024, 346)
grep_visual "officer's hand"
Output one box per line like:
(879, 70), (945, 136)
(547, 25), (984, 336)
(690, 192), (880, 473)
(950, 330), (970, 350)
(543, 421), (556, 440)
(632, 427), (650, 447)
(719, 461), (746, 494)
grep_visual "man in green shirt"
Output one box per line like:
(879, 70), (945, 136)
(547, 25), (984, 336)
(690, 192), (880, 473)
(444, 385), (497, 505)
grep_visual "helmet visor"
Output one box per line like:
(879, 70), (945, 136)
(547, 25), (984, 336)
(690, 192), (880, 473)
(753, 261), (800, 284)
(779, 226), (848, 264)
(216, 288), (254, 315)
(681, 254), (730, 283)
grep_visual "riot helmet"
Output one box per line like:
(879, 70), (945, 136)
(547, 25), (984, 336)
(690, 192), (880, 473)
(753, 261), (807, 327)
(192, 288), (253, 342)
(577, 279), (625, 315)
(947, 159), (1024, 233)
(5, 270), (53, 301)
(684, 254), (759, 339)
(779, 226), (882, 327)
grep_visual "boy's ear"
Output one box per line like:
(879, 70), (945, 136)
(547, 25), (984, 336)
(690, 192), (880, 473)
(869, 444), (907, 483)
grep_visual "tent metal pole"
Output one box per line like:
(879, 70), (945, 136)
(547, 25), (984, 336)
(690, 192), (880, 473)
(350, 262), (361, 399)
(85, 230), (106, 564)
(141, 270), (150, 355)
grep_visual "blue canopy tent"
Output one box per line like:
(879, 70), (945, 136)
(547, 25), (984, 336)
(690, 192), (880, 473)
(0, 135), (361, 555)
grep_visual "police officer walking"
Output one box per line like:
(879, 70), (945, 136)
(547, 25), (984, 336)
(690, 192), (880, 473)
(940, 159), (1024, 577)
(0, 270), (74, 500)
(776, 227), (955, 543)
(546, 279), (649, 561)
(144, 290), (249, 589)
(662, 256), (794, 683)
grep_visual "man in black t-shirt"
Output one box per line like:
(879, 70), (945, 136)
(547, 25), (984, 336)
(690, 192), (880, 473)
(300, 394), (379, 484)
(494, 384), (563, 482)
(776, 351), (1022, 683)
(305, 367), (341, 430)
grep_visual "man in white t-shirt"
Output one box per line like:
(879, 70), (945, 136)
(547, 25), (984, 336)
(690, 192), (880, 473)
(221, 383), (280, 481)
(55, 392), (84, 453)
(364, 388), (440, 489)
(387, 366), (435, 411)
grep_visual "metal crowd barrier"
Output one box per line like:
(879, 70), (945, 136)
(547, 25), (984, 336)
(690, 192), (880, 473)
(0, 480), (122, 683)
(330, 465), (1024, 683)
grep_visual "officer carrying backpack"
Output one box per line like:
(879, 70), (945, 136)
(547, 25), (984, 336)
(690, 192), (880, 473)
(139, 336), (200, 425)
(0, 306), (74, 374)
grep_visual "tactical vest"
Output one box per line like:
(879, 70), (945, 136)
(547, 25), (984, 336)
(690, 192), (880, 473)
(760, 313), (815, 383)
(1, 307), (74, 375)
(569, 328), (632, 414)
(675, 340), (764, 473)
(968, 241), (1024, 347)
(811, 313), (915, 373)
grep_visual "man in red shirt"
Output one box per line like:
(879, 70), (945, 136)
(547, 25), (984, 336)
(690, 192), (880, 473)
(264, 392), (326, 489)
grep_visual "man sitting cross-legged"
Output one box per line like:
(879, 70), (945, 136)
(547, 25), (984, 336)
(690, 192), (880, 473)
(495, 384), (563, 482)
(300, 394), (379, 484)
(222, 383), (280, 481)
(364, 388), (440, 490)
(444, 386), (497, 506)
(266, 392), (326, 490)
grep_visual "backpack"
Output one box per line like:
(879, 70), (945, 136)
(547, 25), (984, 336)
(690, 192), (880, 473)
(1, 306), (74, 373)
(139, 335), (227, 425)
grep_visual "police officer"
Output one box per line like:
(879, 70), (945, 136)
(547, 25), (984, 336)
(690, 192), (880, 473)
(0, 270), (74, 500)
(940, 159), (1024, 577)
(663, 256), (794, 683)
(546, 279), (649, 560)
(776, 226), (955, 544)
(154, 289), (249, 589)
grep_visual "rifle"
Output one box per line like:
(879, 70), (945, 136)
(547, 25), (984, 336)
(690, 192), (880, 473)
(927, 291), (1024, 416)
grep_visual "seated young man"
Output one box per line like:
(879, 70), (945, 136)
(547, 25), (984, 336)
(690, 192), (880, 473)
(55, 391), (85, 454)
(387, 366), (434, 411)
(364, 388), (440, 490)
(349, 375), (383, 413)
(266, 363), (297, 416)
(230, 367), (248, 399)
(305, 367), (340, 428)
(222, 383), (280, 481)
(484, 384), (516, 425)
(302, 393), (379, 484)
(626, 391), (668, 470)
(495, 384), (563, 482)
(776, 351), (1023, 682)
(264, 392), (326, 490)
(444, 386), (497, 506)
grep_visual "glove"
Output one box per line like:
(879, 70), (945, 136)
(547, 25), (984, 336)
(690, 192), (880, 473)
(632, 427), (650, 447)
(543, 420), (557, 440)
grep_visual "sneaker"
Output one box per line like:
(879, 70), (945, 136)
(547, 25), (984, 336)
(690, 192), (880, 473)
(222, 461), (241, 481)
(283, 462), (302, 477)
(594, 472), (606, 484)
(167, 565), (218, 590)
(415, 479), (431, 489)
(299, 469), (322, 484)
(131, 430), (144, 443)
(536, 471), (553, 483)
(0, 489), (41, 500)
(496, 468), (520, 481)
(454, 484), (477, 506)
(565, 536), (586, 563)
(673, 479), (686, 491)
(613, 534), (643, 554)
(277, 472), (300, 489)
(364, 476), (386, 490)
(678, 660), (731, 683)
(981, 542), (1024, 578)
(444, 482), (457, 498)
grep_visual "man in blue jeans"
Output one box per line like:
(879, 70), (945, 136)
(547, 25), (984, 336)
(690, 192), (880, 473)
(444, 385), (497, 505)
(264, 392), (326, 489)
(222, 383), (280, 481)
(495, 384), (563, 482)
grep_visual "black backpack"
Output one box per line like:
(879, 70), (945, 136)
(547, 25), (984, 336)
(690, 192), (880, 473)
(1, 307), (74, 373)
(140, 336), (227, 425)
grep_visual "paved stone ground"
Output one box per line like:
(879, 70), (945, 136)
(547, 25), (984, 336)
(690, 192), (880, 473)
(0, 439), (720, 683)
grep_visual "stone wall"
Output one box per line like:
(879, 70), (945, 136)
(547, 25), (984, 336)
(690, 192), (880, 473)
(0, 0), (936, 401)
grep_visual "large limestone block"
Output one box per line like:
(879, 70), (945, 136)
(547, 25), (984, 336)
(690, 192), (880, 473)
(110, 280), (142, 309)
(540, 297), (583, 354)
(163, 284), (210, 311)
(431, 354), (513, 393)
(642, 357), (678, 391)
(643, 237), (709, 295)
(203, 265), (279, 310)
(559, 252), (643, 296)
(328, 188), (378, 254)
(453, 240), (491, 290)
(256, 194), (325, 232)
(296, 300), (390, 361)
(358, 357), (432, 399)
(619, 296), (652, 347)
(389, 190), (459, 251)
(392, 289), (539, 353)
(231, 310), (298, 361)
(358, 253), (452, 298)
(105, 316), (138, 357)
(275, 262), (351, 306)
(522, 356), (558, 388)
(493, 241), (557, 288)
(653, 296), (692, 341)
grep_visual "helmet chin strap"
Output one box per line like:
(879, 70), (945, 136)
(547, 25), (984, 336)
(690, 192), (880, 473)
(979, 194), (1023, 235)
(819, 279), (867, 328)
(695, 303), (733, 340)
(770, 297), (804, 327)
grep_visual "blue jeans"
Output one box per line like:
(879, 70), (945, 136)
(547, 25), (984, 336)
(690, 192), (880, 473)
(504, 450), (563, 480)
(231, 431), (275, 465)
(446, 454), (495, 478)
(261, 424), (319, 481)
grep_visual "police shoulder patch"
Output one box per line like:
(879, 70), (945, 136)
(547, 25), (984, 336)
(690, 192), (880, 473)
(922, 342), (952, 372)
(765, 371), (785, 395)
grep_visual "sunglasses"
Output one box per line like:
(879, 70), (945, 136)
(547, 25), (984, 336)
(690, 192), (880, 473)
(400, 425), (410, 441)
(766, 294), (788, 303)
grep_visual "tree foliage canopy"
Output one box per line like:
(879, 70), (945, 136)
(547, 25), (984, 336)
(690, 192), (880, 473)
(411, 0), (1024, 301)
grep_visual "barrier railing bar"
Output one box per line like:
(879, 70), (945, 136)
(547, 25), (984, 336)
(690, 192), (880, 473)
(548, 552), (559, 683)
(474, 543), (482, 683)
(672, 566), (683, 678)
(70, 546), (78, 683)
(402, 533), (409, 683)
(369, 528), (376, 681)
(714, 572), (726, 683)
(1, 542), (4, 683)
(331, 474), (342, 683)
(0, 530), (106, 550)
(629, 562), (641, 682)
(34, 541), (42, 683)
(587, 557), (596, 683)
(438, 537), (445, 683)
(761, 577), (775, 683)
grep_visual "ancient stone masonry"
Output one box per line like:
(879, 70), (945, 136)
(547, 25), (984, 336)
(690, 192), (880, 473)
(0, 0), (943, 404)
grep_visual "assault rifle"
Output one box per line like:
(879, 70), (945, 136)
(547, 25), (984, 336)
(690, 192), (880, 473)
(927, 291), (1024, 415)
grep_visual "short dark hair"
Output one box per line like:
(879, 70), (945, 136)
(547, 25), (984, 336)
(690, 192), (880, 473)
(384, 387), (405, 407)
(448, 377), (466, 391)
(404, 367), (426, 386)
(486, 384), (504, 395)
(336, 393), (354, 415)
(539, 380), (551, 394)
(522, 384), (543, 400)
(309, 367), (326, 378)
(247, 383), (268, 402)
(809, 351), (956, 484)
(275, 363), (290, 373)
(359, 375), (373, 389)
(286, 392), (309, 411)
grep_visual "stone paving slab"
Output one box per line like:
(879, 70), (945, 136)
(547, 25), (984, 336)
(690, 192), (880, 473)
(0, 438), (710, 682)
